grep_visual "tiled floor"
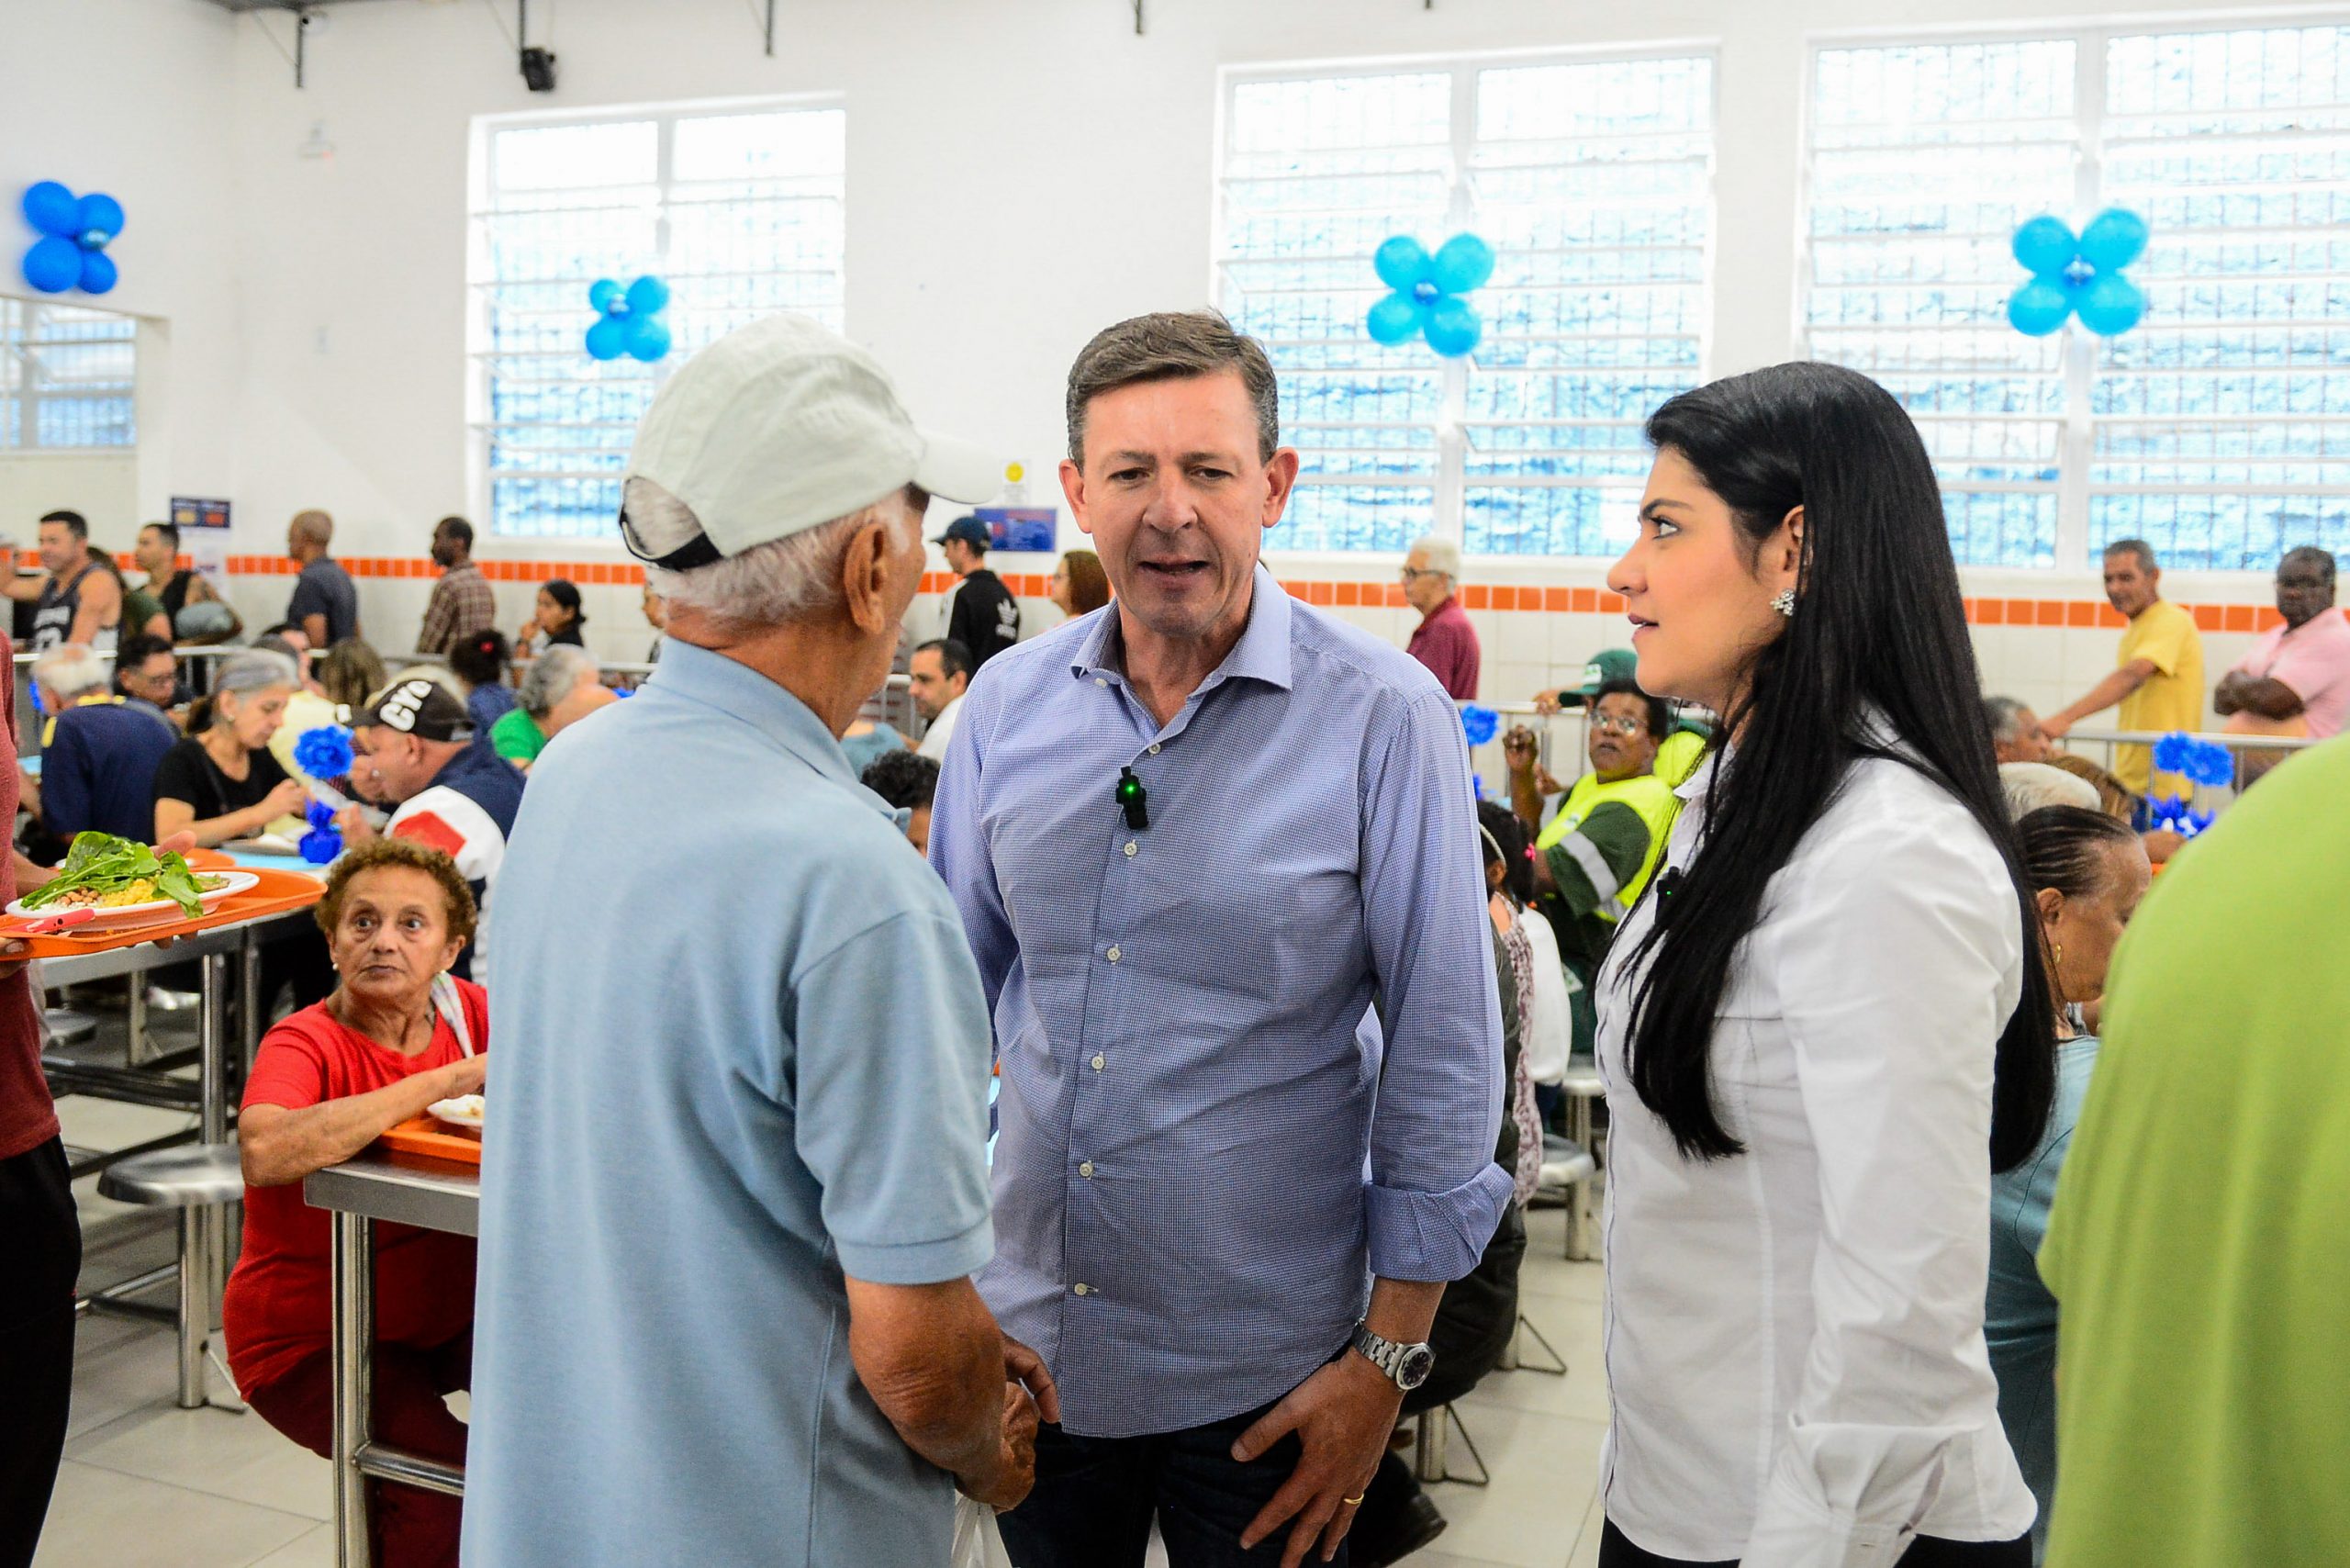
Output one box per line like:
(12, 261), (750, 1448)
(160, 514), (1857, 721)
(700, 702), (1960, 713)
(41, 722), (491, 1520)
(40, 1081), (1609, 1568)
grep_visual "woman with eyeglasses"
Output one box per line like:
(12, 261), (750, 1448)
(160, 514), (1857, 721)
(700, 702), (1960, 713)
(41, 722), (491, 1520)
(1504, 679), (1681, 1058)
(1590, 363), (2053, 1567)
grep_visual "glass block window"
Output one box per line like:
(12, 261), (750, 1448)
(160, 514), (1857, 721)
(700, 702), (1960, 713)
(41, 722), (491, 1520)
(1807, 24), (2350, 572)
(469, 104), (845, 540)
(0, 298), (137, 450)
(1217, 55), (1714, 556)
(2092, 26), (2350, 570)
(1807, 40), (2080, 568)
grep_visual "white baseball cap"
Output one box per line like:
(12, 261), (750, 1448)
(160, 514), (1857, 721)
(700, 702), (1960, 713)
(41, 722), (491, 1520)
(620, 313), (1001, 568)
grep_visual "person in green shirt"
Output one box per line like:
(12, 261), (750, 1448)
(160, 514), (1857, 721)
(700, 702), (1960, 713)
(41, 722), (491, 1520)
(1505, 677), (1683, 1057)
(2037, 735), (2350, 1568)
(490, 644), (611, 770)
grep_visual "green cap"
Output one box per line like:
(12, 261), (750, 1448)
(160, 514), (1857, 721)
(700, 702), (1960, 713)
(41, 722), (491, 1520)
(1556, 647), (1639, 706)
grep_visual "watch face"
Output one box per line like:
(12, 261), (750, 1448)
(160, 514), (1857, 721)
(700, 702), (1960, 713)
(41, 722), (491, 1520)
(1397, 1344), (1436, 1390)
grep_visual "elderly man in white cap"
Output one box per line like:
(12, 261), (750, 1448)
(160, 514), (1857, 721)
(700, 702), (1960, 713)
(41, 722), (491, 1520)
(467, 315), (1056, 1567)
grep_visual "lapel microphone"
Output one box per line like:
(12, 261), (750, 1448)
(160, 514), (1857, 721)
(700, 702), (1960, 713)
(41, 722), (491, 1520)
(1116, 767), (1150, 831)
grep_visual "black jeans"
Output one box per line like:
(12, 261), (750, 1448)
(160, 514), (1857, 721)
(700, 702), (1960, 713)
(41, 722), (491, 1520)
(995, 1397), (1348, 1568)
(1599, 1518), (2032, 1567)
(0, 1137), (80, 1568)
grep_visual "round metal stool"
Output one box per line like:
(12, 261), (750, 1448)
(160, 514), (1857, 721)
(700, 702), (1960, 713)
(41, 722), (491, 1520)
(99, 1144), (247, 1410)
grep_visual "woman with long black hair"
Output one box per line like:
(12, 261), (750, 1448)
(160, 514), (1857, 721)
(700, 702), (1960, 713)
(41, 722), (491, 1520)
(1592, 362), (2055, 1568)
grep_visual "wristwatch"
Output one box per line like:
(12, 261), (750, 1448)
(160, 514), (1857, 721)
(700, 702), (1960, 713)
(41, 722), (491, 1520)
(1350, 1321), (1435, 1392)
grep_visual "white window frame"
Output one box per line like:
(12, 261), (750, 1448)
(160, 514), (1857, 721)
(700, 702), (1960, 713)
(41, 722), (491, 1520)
(464, 93), (845, 550)
(1213, 43), (1718, 574)
(1799, 15), (2350, 581)
(0, 295), (139, 454)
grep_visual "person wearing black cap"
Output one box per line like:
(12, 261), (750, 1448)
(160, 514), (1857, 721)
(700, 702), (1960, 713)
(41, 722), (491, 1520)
(936, 514), (1020, 668)
(341, 677), (524, 982)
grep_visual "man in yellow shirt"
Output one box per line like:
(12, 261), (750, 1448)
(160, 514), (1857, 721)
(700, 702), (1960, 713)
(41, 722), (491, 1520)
(2043, 539), (2204, 795)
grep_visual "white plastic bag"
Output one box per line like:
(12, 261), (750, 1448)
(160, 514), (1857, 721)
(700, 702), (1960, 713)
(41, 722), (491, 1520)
(1517, 905), (1576, 1086)
(950, 1498), (1013, 1568)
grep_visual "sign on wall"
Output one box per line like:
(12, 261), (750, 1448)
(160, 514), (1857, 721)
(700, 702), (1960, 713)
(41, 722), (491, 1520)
(168, 496), (232, 591)
(973, 507), (1057, 554)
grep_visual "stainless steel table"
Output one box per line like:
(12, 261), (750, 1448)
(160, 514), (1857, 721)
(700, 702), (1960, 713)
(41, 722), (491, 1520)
(305, 1149), (478, 1567)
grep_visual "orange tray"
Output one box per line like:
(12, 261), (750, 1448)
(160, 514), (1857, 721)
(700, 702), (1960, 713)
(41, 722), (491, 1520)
(0, 867), (325, 958)
(378, 1114), (482, 1166)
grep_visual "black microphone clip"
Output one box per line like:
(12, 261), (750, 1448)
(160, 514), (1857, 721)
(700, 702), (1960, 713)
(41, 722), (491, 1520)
(1115, 766), (1149, 831)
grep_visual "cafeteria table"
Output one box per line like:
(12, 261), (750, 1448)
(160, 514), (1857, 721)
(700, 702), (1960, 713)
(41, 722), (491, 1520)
(306, 1148), (477, 1567)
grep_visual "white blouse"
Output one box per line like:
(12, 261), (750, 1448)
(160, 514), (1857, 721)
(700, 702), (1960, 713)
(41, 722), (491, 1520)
(1594, 747), (2037, 1567)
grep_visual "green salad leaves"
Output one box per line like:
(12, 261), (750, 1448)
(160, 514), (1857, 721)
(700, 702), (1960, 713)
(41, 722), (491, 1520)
(22, 833), (216, 918)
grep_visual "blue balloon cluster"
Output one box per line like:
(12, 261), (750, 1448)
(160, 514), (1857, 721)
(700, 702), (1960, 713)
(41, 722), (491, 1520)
(299, 800), (342, 866)
(2144, 793), (2215, 839)
(19, 182), (123, 296)
(291, 723), (355, 781)
(1366, 234), (1494, 358)
(586, 275), (673, 363)
(1460, 704), (1500, 747)
(2151, 730), (2235, 789)
(2007, 209), (2149, 338)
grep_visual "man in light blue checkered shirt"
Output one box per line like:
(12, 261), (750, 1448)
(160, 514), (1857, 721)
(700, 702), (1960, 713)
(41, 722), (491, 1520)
(931, 310), (1511, 1568)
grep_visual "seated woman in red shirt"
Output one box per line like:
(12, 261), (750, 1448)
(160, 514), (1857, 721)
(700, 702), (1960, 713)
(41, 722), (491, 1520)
(224, 838), (487, 1568)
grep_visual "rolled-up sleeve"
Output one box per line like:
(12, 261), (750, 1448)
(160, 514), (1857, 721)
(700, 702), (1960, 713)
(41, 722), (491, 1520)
(1359, 689), (1512, 1283)
(1744, 822), (2023, 1568)
(790, 910), (995, 1285)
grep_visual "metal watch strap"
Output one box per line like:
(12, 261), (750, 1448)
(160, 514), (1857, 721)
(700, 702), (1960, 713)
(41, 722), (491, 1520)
(1350, 1321), (1429, 1390)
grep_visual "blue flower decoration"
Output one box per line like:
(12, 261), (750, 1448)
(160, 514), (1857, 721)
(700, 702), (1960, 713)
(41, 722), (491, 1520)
(299, 799), (342, 864)
(292, 724), (354, 780)
(2150, 730), (2233, 790)
(2007, 209), (2148, 338)
(20, 182), (123, 296)
(2145, 793), (2215, 839)
(2150, 730), (2194, 777)
(304, 801), (337, 833)
(586, 275), (673, 363)
(1366, 234), (1494, 359)
(1460, 704), (1500, 747)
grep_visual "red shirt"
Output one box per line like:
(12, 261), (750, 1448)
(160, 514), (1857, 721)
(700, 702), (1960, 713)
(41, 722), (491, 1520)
(1406, 595), (1482, 701)
(222, 984), (487, 1393)
(0, 631), (56, 1162)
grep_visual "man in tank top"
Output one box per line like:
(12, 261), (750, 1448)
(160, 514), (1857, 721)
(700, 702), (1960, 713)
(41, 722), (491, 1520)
(5, 510), (121, 655)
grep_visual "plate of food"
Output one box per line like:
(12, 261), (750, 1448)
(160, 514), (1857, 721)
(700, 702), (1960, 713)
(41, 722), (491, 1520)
(426, 1094), (485, 1137)
(6, 833), (257, 932)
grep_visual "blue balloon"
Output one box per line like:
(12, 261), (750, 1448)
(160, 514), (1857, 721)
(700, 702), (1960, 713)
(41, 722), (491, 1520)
(1365, 293), (1424, 345)
(2011, 215), (2078, 278)
(75, 193), (123, 245)
(2006, 277), (2073, 337)
(22, 181), (77, 238)
(2078, 208), (2148, 273)
(1431, 233), (1495, 295)
(625, 317), (672, 362)
(585, 315), (632, 361)
(22, 236), (80, 294)
(2075, 274), (2144, 336)
(588, 277), (621, 314)
(1373, 236), (1432, 293)
(77, 251), (118, 295)
(1424, 297), (1482, 358)
(624, 274), (670, 316)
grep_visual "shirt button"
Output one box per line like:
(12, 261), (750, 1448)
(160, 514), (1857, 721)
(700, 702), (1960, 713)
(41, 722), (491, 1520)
(1094, 678), (1108, 688)
(1073, 1282), (1092, 1296)
(1079, 1160), (1095, 1178)
(1106, 946), (1121, 963)
(1148, 743), (1161, 754)
(1091, 1053), (1105, 1071)
(1123, 841), (1137, 857)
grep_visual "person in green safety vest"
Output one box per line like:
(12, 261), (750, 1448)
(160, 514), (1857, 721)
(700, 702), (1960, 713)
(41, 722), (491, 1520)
(1505, 678), (1684, 1058)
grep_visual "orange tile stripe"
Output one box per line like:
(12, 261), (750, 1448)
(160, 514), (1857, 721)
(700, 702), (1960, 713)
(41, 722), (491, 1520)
(28, 552), (2308, 633)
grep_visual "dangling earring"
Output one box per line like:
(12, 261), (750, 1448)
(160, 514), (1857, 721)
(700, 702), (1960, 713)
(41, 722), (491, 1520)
(2053, 942), (2063, 968)
(1770, 588), (1796, 619)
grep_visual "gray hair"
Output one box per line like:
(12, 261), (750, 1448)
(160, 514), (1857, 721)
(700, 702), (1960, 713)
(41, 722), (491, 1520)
(517, 644), (599, 720)
(2000, 762), (2100, 822)
(216, 648), (300, 696)
(629, 477), (920, 630)
(2102, 537), (2157, 574)
(1982, 695), (2033, 746)
(32, 644), (109, 700)
(1065, 309), (1279, 467)
(1408, 534), (1462, 583)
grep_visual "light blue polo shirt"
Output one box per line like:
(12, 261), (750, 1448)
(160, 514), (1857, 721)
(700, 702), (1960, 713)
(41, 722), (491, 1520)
(464, 637), (995, 1568)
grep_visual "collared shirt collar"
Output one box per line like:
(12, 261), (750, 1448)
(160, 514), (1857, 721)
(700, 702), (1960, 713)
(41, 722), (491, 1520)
(643, 637), (889, 815)
(1069, 562), (1295, 697)
(1421, 594), (1464, 625)
(1674, 749), (1718, 802)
